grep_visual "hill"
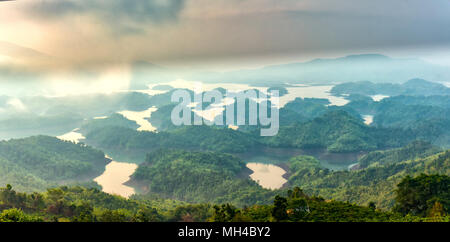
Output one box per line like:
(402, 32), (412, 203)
(0, 136), (108, 192)
(286, 148), (450, 210)
(263, 110), (412, 152)
(1, 179), (447, 222)
(84, 125), (260, 156)
(130, 149), (277, 207)
(331, 79), (450, 96)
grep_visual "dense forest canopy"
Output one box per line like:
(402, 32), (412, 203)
(0, 136), (108, 192)
(331, 79), (450, 96)
(131, 149), (278, 207)
(286, 148), (450, 209)
(1, 173), (448, 222)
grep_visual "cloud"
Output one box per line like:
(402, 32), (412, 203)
(26, 0), (185, 33)
(6, 98), (27, 111)
(2, 0), (449, 70)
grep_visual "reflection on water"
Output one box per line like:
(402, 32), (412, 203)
(278, 85), (349, 108)
(246, 163), (287, 190)
(58, 131), (139, 198)
(371, 95), (389, 102)
(94, 159), (138, 198)
(143, 80), (349, 124)
(362, 115), (374, 125)
(56, 128), (85, 143)
(118, 106), (158, 132)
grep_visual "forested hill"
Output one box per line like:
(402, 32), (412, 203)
(331, 79), (450, 96)
(84, 125), (260, 155)
(82, 109), (416, 156)
(1, 173), (448, 222)
(262, 110), (413, 152)
(344, 94), (450, 148)
(358, 141), (442, 168)
(80, 113), (139, 134)
(130, 149), (278, 207)
(0, 136), (108, 192)
(286, 147), (450, 210)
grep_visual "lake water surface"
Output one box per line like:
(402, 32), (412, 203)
(370, 95), (389, 102)
(246, 163), (287, 189)
(56, 128), (85, 143)
(146, 79), (349, 108)
(362, 115), (374, 125)
(93, 159), (138, 198)
(57, 129), (139, 198)
(118, 106), (158, 132)
(278, 85), (349, 107)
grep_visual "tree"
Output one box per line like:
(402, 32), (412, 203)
(393, 174), (450, 217)
(71, 202), (95, 222)
(368, 202), (376, 211)
(0, 208), (42, 222)
(133, 208), (162, 222)
(212, 204), (238, 222)
(272, 195), (288, 221)
(428, 202), (445, 219)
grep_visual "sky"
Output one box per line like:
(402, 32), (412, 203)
(0, 0), (450, 71)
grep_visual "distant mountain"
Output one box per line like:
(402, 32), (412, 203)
(136, 54), (449, 85)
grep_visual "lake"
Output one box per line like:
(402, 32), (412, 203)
(56, 128), (85, 143)
(362, 115), (374, 125)
(57, 129), (139, 198)
(278, 85), (349, 107)
(246, 163), (287, 190)
(147, 79), (349, 122)
(371, 95), (390, 102)
(237, 147), (362, 171)
(118, 106), (158, 132)
(93, 158), (138, 198)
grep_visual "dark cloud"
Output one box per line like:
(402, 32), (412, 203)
(26, 0), (185, 33)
